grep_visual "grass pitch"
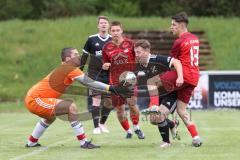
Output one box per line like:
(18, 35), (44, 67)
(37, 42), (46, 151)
(0, 102), (240, 160)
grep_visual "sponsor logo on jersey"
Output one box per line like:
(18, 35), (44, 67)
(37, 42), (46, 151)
(124, 49), (129, 53)
(166, 102), (171, 106)
(113, 53), (129, 65)
(95, 42), (100, 46)
(167, 57), (171, 63)
(96, 50), (102, 56)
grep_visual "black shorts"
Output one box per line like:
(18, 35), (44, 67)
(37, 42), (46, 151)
(160, 92), (177, 114)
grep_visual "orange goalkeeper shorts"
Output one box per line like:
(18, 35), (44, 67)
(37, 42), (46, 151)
(25, 96), (57, 119)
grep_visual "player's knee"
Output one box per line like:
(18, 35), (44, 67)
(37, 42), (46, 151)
(147, 77), (155, 85)
(127, 97), (137, 107)
(103, 98), (112, 108)
(150, 114), (165, 125)
(44, 117), (55, 124)
(116, 110), (126, 121)
(69, 103), (78, 114)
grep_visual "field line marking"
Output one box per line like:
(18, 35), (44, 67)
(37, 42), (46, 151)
(9, 138), (72, 160)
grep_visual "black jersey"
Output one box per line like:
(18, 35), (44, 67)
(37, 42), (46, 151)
(137, 54), (172, 80)
(136, 54), (173, 97)
(80, 33), (112, 80)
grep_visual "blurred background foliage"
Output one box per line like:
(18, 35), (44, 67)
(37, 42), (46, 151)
(0, 0), (239, 20)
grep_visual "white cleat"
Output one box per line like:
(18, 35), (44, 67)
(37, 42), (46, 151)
(160, 142), (171, 148)
(99, 124), (110, 133)
(93, 127), (101, 134)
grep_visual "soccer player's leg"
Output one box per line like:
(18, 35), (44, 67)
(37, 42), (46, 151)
(161, 92), (181, 140)
(55, 99), (100, 149)
(99, 96), (112, 133)
(177, 86), (202, 147)
(127, 96), (145, 139)
(147, 75), (161, 107)
(150, 104), (171, 148)
(91, 93), (102, 134)
(113, 95), (132, 138)
(24, 96), (56, 147)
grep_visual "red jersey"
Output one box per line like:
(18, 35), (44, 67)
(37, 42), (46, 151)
(170, 32), (200, 86)
(102, 38), (135, 85)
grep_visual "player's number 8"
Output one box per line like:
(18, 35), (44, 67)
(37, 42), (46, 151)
(190, 46), (199, 66)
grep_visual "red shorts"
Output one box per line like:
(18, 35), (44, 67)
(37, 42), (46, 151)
(111, 95), (126, 107)
(160, 70), (196, 103)
(25, 96), (57, 119)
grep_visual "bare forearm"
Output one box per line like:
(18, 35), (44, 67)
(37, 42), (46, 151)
(173, 59), (183, 79)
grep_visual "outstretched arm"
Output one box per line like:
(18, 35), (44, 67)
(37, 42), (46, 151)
(75, 74), (110, 93)
(74, 74), (133, 97)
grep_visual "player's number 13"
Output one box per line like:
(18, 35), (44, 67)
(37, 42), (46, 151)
(190, 46), (199, 66)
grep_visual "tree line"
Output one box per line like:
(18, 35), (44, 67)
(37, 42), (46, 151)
(0, 0), (239, 20)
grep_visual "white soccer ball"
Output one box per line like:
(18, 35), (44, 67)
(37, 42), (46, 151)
(119, 71), (137, 86)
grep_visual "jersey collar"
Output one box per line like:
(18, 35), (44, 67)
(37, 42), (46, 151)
(97, 33), (110, 41)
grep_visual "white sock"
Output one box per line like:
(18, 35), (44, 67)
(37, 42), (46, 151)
(28, 119), (49, 146)
(193, 135), (200, 140)
(133, 125), (140, 131)
(71, 121), (87, 145)
(127, 129), (133, 134)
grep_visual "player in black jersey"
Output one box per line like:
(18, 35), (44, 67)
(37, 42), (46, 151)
(80, 16), (112, 134)
(134, 39), (183, 148)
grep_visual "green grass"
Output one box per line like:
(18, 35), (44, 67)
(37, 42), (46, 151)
(0, 16), (240, 101)
(0, 102), (240, 160)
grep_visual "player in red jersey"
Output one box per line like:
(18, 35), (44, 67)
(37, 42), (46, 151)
(102, 21), (145, 139)
(147, 12), (202, 147)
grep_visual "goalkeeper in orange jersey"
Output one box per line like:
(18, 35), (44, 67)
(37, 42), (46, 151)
(24, 47), (132, 149)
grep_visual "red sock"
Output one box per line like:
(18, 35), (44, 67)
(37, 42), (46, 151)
(120, 119), (130, 131)
(187, 124), (198, 138)
(77, 134), (86, 141)
(149, 96), (159, 107)
(130, 113), (139, 125)
(29, 135), (38, 143)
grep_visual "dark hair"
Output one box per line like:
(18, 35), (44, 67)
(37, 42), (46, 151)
(134, 39), (151, 50)
(61, 47), (76, 61)
(97, 16), (109, 24)
(110, 21), (122, 29)
(172, 12), (189, 24)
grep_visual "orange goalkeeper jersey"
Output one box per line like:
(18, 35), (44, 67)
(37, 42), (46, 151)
(27, 63), (83, 98)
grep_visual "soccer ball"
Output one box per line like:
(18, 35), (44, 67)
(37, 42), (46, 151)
(119, 71), (137, 86)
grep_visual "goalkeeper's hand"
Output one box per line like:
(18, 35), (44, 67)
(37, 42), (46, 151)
(109, 82), (134, 98)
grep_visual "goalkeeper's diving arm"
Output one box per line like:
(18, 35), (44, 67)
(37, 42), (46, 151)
(74, 74), (111, 93)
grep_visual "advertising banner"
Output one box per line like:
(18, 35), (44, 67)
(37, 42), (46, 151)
(209, 74), (240, 108)
(188, 71), (240, 109)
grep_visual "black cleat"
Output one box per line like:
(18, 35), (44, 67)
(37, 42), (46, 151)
(25, 143), (41, 148)
(126, 132), (133, 139)
(134, 129), (145, 139)
(80, 141), (100, 149)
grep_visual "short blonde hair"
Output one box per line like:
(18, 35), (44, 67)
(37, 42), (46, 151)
(134, 39), (151, 50)
(97, 16), (109, 24)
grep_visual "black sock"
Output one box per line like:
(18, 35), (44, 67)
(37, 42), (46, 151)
(91, 106), (100, 128)
(166, 118), (175, 129)
(158, 120), (170, 143)
(100, 106), (112, 124)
